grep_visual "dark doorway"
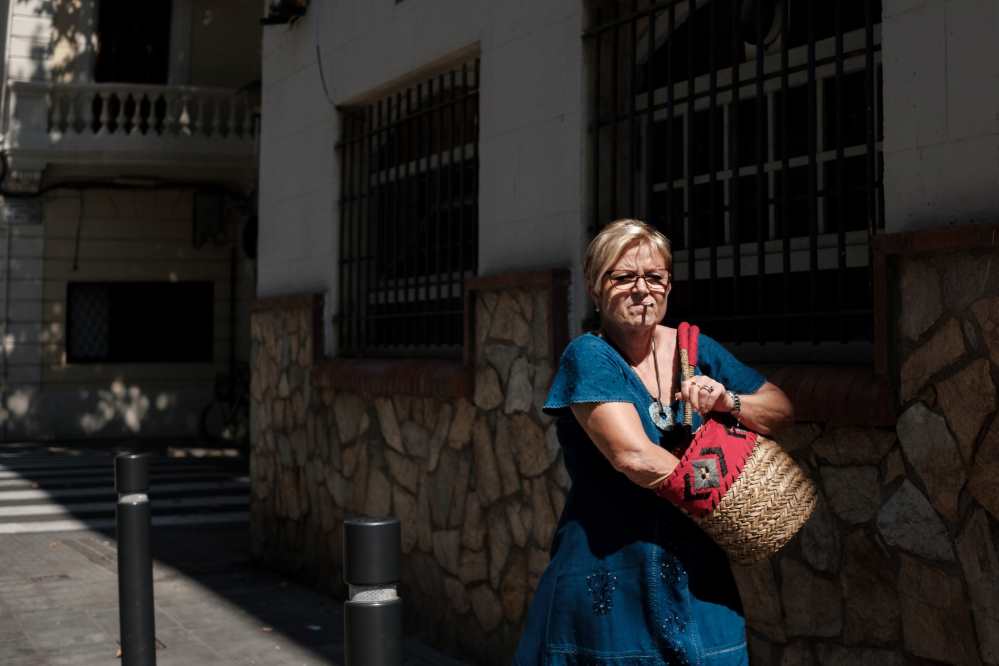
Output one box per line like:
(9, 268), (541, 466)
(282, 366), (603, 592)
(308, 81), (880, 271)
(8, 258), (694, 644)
(94, 0), (172, 84)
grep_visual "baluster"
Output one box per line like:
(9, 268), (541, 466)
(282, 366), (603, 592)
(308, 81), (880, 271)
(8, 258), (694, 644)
(211, 94), (223, 137)
(179, 94), (192, 135)
(98, 90), (111, 134)
(51, 90), (65, 134)
(190, 95), (203, 135)
(65, 91), (78, 134)
(227, 96), (239, 138)
(84, 90), (97, 134)
(113, 93), (125, 135)
(128, 93), (140, 135)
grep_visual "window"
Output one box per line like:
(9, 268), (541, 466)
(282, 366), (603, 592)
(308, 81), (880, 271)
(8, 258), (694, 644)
(337, 58), (480, 358)
(94, 0), (172, 84)
(66, 282), (214, 363)
(588, 0), (883, 360)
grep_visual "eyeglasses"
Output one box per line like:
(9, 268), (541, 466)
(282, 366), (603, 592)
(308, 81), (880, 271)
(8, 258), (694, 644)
(604, 270), (670, 290)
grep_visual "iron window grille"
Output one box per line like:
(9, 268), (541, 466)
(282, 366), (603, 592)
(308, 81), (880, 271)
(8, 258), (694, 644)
(586, 0), (884, 363)
(337, 59), (480, 358)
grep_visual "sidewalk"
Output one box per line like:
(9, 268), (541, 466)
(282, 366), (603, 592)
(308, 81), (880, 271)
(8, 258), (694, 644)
(0, 524), (466, 665)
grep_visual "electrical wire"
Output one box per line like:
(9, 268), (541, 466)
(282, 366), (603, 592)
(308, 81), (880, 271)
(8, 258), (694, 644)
(312, 2), (335, 106)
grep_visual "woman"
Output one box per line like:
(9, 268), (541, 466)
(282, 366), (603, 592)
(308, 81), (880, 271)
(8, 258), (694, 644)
(514, 219), (793, 665)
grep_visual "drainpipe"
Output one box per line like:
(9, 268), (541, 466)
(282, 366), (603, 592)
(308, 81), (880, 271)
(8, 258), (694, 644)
(1, 220), (9, 442)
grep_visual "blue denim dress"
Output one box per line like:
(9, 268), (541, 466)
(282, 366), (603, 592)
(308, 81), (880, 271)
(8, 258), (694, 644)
(513, 332), (765, 665)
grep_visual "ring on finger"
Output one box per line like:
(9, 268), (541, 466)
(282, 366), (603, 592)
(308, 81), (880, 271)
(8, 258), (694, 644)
(698, 385), (711, 393)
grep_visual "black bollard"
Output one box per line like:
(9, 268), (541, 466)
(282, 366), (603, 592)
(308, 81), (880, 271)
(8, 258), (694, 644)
(343, 516), (402, 666)
(115, 453), (156, 666)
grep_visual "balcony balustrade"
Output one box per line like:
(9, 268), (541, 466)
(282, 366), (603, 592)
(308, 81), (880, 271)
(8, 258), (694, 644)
(4, 80), (258, 191)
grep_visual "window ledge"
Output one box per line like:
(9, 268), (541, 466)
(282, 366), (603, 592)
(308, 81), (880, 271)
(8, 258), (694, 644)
(312, 358), (470, 399)
(765, 364), (895, 427)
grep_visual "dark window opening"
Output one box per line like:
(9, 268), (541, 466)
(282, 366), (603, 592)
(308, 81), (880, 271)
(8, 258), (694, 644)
(67, 282), (214, 363)
(95, 0), (172, 84)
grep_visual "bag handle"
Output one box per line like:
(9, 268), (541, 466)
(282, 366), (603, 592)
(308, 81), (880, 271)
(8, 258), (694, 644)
(676, 322), (700, 427)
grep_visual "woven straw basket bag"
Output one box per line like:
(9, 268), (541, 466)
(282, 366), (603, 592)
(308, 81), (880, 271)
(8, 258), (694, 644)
(655, 323), (817, 564)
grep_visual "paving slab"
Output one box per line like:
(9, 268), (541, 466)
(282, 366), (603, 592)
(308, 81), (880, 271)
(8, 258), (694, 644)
(0, 525), (468, 665)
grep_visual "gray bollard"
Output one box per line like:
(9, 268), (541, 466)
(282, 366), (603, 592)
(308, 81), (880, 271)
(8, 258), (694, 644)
(343, 516), (402, 666)
(115, 453), (156, 666)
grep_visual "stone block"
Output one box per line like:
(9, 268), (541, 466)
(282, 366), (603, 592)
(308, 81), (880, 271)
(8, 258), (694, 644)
(385, 449), (420, 494)
(474, 365), (504, 411)
(489, 293), (531, 348)
(821, 466), (880, 524)
(432, 530), (461, 577)
(972, 296), (999, 368)
(485, 344), (520, 384)
(799, 497), (841, 573)
(374, 397), (404, 453)
(444, 576), (471, 615)
(936, 359), (995, 464)
(363, 466), (392, 518)
(428, 402), (452, 471)
(459, 548), (488, 585)
(780, 559), (842, 638)
(472, 416), (503, 504)
(957, 509), (999, 665)
(969, 419), (999, 520)
(500, 551), (528, 623)
(730, 560), (785, 642)
(392, 485), (418, 554)
(877, 480), (954, 561)
(501, 412), (554, 478)
(897, 402), (966, 521)
(448, 398), (476, 447)
(488, 507), (511, 589)
(401, 420), (430, 458)
(898, 259), (942, 340)
(504, 357), (534, 414)
(333, 393), (368, 443)
(841, 531), (900, 645)
(899, 556), (980, 665)
(462, 493), (486, 551)
(469, 585), (503, 632)
(900, 319), (965, 401)
(812, 427), (896, 466)
(492, 415), (523, 497)
(814, 645), (905, 666)
(530, 478), (556, 549)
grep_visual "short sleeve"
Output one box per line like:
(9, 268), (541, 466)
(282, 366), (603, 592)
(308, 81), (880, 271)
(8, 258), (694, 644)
(543, 335), (635, 415)
(696, 333), (766, 394)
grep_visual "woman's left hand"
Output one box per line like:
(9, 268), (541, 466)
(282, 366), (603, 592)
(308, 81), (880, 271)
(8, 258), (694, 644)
(676, 375), (731, 416)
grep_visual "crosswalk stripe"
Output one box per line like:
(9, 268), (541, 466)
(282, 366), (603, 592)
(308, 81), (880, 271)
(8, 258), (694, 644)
(0, 447), (250, 534)
(0, 479), (249, 502)
(0, 494), (248, 518)
(0, 511), (250, 534)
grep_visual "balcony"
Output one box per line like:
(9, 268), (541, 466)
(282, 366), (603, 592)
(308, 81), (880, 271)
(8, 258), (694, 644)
(4, 81), (258, 191)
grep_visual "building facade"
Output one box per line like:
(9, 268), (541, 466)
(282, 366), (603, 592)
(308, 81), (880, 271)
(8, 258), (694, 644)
(0, 0), (261, 440)
(253, 1), (999, 664)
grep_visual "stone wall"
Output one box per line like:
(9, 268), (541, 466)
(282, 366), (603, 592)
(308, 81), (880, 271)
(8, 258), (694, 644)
(736, 242), (999, 665)
(249, 276), (567, 665)
(250, 248), (999, 665)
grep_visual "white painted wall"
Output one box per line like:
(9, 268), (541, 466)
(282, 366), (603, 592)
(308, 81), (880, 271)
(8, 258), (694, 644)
(258, 0), (589, 352)
(882, 0), (999, 231)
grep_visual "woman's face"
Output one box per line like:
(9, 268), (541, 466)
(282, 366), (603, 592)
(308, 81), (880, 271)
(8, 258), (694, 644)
(595, 242), (671, 333)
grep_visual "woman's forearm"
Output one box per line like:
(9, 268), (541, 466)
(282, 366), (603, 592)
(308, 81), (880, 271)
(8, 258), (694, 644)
(725, 383), (793, 435)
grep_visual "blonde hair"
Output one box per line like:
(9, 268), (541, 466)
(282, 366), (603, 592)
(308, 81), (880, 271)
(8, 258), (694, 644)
(583, 219), (672, 300)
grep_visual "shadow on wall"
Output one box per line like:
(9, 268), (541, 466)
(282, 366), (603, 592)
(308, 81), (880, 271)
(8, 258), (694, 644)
(0, 380), (205, 440)
(18, 0), (100, 83)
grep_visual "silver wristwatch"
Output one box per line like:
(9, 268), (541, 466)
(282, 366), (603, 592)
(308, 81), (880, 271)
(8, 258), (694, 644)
(725, 390), (742, 416)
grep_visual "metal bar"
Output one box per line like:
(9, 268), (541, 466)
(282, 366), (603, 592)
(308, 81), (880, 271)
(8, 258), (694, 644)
(434, 73), (446, 347)
(450, 69), (459, 300)
(419, 79), (429, 348)
(666, 4), (676, 256)
(645, 2), (656, 231)
(337, 115), (349, 353)
(754, 0), (765, 344)
(591, 5), (603, 234)
(584, 0), (687, 38)
(456, 63), (467, 309)
(807, 0), (819, 344)
(729, 0), (741, 343)
(375, 99), (386, 347)
(364, 105), (375, 350)
(354, 110), (365, 352)
(610, 8), (620, 217)
(407, 86), (417, 348)
(470, 58), (480, 283)
(835, 1), (847, 343)
(707, 0), (718, 320)
(629, 0), (639, 216)
(865, 0), (877, 236)
(685, 0), (695, 313)
(392, 91), (403, 351)
(781, 0), (792, 344)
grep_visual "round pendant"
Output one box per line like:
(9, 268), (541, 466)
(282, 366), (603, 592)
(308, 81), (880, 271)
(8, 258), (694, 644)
(648, 401), (672, 430)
